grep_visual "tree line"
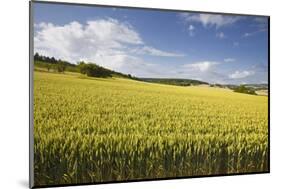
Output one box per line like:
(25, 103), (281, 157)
(34, 53), (137, 79)
(233, 85), (257, 95)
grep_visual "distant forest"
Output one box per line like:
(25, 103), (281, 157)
(141, 78), (208, 86)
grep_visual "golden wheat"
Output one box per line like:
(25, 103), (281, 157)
(33, 71), (268, 186)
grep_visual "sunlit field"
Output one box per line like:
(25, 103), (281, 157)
(33, 71), (268, 186)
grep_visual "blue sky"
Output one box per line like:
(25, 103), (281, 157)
(33, 2), (268, 84)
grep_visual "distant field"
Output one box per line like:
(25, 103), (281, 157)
(256, 89), (268, 96)
(33, 71), (268, 186)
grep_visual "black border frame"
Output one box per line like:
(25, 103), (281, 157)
(29, 1), (270, 188)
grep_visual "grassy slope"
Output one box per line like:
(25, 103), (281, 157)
(33, 71), (268, 186)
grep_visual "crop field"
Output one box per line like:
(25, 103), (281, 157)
(33, 71), (268, 186)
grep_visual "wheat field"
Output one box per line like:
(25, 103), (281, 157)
(33, 71), (268, 186)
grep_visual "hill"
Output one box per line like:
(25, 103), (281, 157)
(34, 53), (136, 80)
(33, 53), (268, 93)
(33, 70), (268, 185)
(33, 53), (209, 87)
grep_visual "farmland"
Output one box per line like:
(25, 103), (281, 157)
(33, 71), (268, 186)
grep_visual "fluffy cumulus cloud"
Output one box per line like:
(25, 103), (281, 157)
(176, 61), (234, 84)
(224, 58), (235, 62)
(179, 13), (241, 28)
(183, 61), (219, 72)
(229, 70), (255, 79)
(34, 18), (184, 75)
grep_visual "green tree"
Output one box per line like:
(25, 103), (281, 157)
(57, 61), (66, 73)
(234, 85), (257, 95)
(78, 62), (112, 77)
(78, 61), (88, 74)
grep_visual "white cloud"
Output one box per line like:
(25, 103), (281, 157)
(87, 19), (143, 45)
(188, 25), (195, 30)
(229, 70), (255, 79)
(243, 29), (267, 38)
(180, 13), (241, 28)
(34, 18), (185, 75)
(188, 25), (195, 36)
(34, 18), (262, 84)
(224, 58), (235, 62)
(35, 19), (143, 63)
(130, 46), (185, 57)
(216, 32), (226, 39)
(183, 61), (219, 72)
